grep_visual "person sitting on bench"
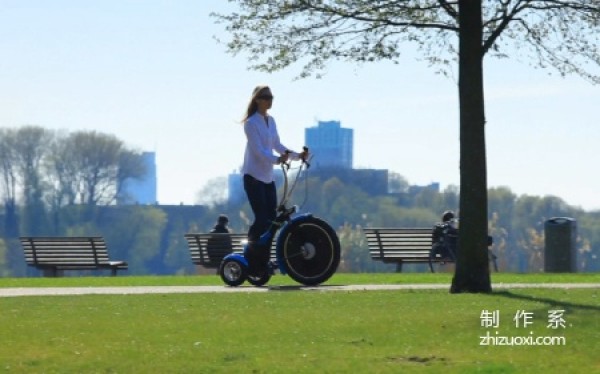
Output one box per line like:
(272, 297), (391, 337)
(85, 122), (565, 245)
(430, 210), (459, 262)
(206, 215), (233, 262)
(210, 214), (231, 234)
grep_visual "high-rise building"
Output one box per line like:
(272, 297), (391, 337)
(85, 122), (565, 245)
(228, 119), (394, 204)
(305, 120), (353, 169)
(118, 151), (157, 205)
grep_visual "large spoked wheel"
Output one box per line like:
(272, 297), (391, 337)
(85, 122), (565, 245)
(277, 216), (340, 286)
(219, 258), (247, 287)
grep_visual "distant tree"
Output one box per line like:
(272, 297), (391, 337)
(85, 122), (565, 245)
(440, 185), (459, 212)
(45, 132), (79, 229)
(337, 223), (377, 272)
(161, 219), (194, 274)
(50, 131), (146, 206)
(0, 126), (55, 236)
(413, 187), (443, 211)
(388, 172), (409, 193)
(100, 206), (167, 274)
(12, 126), (53, 235)
(213, 0), (600, 292)
(578, 214), (600, 272)
(519, 226), (545, 272)
(487, 211), (508, 271)
(0, 239), (8, 276)
(0, 128), (20, 238)
(195, 176), (228, 207)
(488, 187), (517, 226)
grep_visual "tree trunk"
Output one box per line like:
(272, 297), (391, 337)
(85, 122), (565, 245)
(451, 0), (491, 293)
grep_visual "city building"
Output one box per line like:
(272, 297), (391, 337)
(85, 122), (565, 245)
(227, 120), (437, 204)
(305, 120), (353, 169)
(118, 151), (157, 205)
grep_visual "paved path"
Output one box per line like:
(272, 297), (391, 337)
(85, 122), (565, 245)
(1, 283), (598, 298)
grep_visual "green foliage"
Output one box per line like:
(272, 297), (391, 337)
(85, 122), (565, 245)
(2, 125), (600, 276)
(57, 130), (146, 206)
(202, 172), (600, 275)
(0, 238), (8, 277)
(0, 126), (147, 235)
(162, 215), (197, 275)
(100, 206), (167, 274)
(3, 161), (600, 276)
(214, 1), (600, 82)
(337, 223), (378, 272)
(1, 273), (599, 288)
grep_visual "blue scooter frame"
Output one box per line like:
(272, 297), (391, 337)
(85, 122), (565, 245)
(219, 153), (340, 286)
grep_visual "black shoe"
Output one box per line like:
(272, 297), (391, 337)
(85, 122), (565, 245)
(248, 260), (269, 277)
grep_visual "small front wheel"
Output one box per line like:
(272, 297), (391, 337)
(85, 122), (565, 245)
(219, 258), (247, 287)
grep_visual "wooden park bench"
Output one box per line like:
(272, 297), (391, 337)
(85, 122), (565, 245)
(184, 233), (277, 271)
(20, 236), (128, 277)
(363, 228), (498, 273)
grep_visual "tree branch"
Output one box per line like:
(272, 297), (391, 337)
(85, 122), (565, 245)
(213, 0), (599, 82)
(482, 0), (529, 56)
(438, 0), (459, 19)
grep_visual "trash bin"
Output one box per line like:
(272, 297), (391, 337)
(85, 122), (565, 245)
(544, 217), (577, 273)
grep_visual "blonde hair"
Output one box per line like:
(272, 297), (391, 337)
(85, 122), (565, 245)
(242, 85), (270, 123)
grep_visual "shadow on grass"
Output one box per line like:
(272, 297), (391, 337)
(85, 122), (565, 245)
(491, 290), (600, 312)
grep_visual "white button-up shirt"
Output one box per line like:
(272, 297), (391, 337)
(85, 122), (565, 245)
(241, 112), (297, 183)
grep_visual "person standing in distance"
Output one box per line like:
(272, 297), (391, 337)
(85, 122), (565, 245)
(241, 85), (308, 243)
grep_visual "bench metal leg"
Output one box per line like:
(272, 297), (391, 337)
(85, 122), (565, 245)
(111, 268), (117, 276)
(395, 262), (403, 273)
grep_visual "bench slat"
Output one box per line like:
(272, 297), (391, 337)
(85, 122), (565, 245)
(363, 227), (498, 273)
(19, 236), (128, 276)
(363, 227), (446, 272)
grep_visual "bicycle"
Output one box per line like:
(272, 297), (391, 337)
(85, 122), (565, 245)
(219, 148), (341, 287)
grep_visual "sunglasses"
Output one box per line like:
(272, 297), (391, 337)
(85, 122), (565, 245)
(257, 94), (274, 101)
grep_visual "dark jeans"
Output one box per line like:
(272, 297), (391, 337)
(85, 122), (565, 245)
(430, 242), (457, 261)
(243, 174), (277, 242)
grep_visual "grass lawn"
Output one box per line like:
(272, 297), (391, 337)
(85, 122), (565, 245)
(0, 273), (598, 373)
(1, 272), (599, 288)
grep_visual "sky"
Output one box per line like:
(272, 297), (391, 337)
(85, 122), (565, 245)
(1, 1), (598, 211)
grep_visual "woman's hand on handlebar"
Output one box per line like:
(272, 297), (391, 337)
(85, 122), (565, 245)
(278, 151), (290, 165)
(299, 147), (309, 162)
(278, 147), (309, 166)
(300, 146), (310, 167)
